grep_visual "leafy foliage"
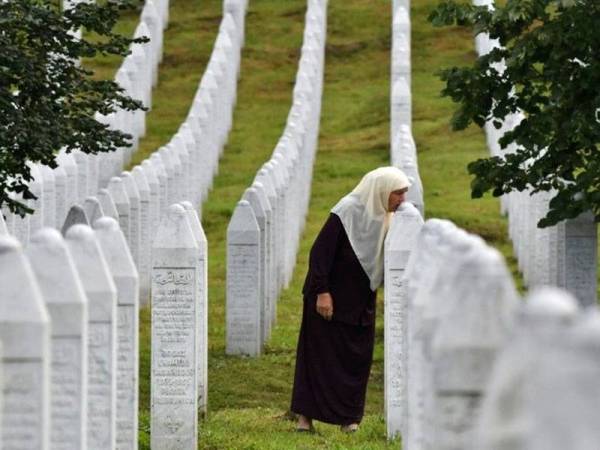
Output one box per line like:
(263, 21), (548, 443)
(429, 0), (600, 227)
(0, 0), (147, 216)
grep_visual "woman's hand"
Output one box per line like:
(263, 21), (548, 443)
(316, 292), (333, 321)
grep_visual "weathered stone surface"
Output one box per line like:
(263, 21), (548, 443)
(226, 200), (261, 356)
(84, 196), (106, 225)
(384, 202), (424, 438)
(61, 204), (90, 236)
(139, 161), (161, 240)
(108, 177), (131, 247)
(151, 204), (199, 450)
(474, 287), (578, 450)
(121, 172), (142, 272)
(93, 217), (139, 450)
(149, 155), (169, 216)
(57, 150), (79, 211)
(27, 228), (88, 449)
(180, 201), (208, 413)
(53, 165), (68, 229)
(0, 234), (51, 450)
(242, 187), (270, 344)
(429, 245), (518, 450)
(66, 224), (118, 450)
(39, 165), (57, 230)
(98, 188), (120, 222)
(132, 167), (152, 302)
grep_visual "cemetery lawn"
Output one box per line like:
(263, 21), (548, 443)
(88, 0), (526, 448)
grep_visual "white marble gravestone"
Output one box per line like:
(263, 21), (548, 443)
(132, 166), (152, 302)
(148, 155), (169, 215)
(522, 309), (600, 450)
(0, 234), (50, 450)
(84, 196), (105, 225)
(57, 150), (79, 210)
(121, 172), (142, 271)
(139, 162), (161, 239)
(61, 204), (90, 236)
(226, 200), (262, 356)
(39, 165), (57, 230)
(430, 246), (518, 450)
(108, 177), (131, 247)
(384, 202), (424, 438)
(66, 225), (118, 450)
(180, 201), (208, 413)
(98, 188), (120, 222)
(242, 187), (270, 343)
(151, 204), (199, 450)
(473, 287), (579, 450)
(27, 228), (88, 450)
(53, 165), (68, 229)
(563, 211), (597, 307)
(93, 217), (139, 450)
(73, 150), (89, 203)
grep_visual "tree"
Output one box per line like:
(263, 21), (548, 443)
(429, 0), (600, 227)
(0, 0), (147, 216)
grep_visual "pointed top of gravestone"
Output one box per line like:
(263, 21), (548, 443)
(227, 200), (259, 244)
(153, 204), (197, 249)
(0, 234), (49, 356)
(132, 166), (151, 197)
(97, 189), (119, 221)
(27, 228), (87, 306)
(524, 287), (579, 320)
(179, 201), (207, 246)
(250, 182), (272, 213)
(107, 177), (130, 206)
(387, 202), (424, 253)
(65, 224), (116, 295)
(140, 160), (160, 186)
(61, 204), (89, 236)
(148, 155), (168, 179)
(121, 171), (141, 199)
(243, 187), (267, 222)
(135, 19), (151, 40)
(93, 217), (138, 281)
(84, 197), (105, 224)
(255, 169), (277, 199)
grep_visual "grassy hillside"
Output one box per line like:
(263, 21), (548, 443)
(86, 0), (526, 448)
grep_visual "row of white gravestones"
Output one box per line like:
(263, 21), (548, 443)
(0, 218), (139, 449)
(384, 217), (521, 448)
(2, 2), (247, 307)
(1, 0), (168, 244)
(472, 0), (598, 306)
(473, 288), (600, 450)
(150, 203), (208, 450)
(385, 210), (600, 450)
(389, 3), (424, 217)
(226, 0), (327, 356)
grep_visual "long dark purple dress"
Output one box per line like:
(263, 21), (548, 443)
(290, 213), (376, 425)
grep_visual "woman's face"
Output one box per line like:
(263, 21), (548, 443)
(387, 188), (408, 212)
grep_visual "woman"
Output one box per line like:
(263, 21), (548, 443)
(291, 166), (411, 432)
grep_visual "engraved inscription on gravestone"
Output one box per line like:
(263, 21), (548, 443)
(152, 268), (197, 444)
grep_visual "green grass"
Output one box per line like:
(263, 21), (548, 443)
(85, 0), (530, 448)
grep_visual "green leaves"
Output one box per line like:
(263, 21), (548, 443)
(0, 0), (145, 216)
(429, 0), (600, 227)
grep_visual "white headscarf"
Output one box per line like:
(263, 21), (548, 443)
(331, 167), (411, 291)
